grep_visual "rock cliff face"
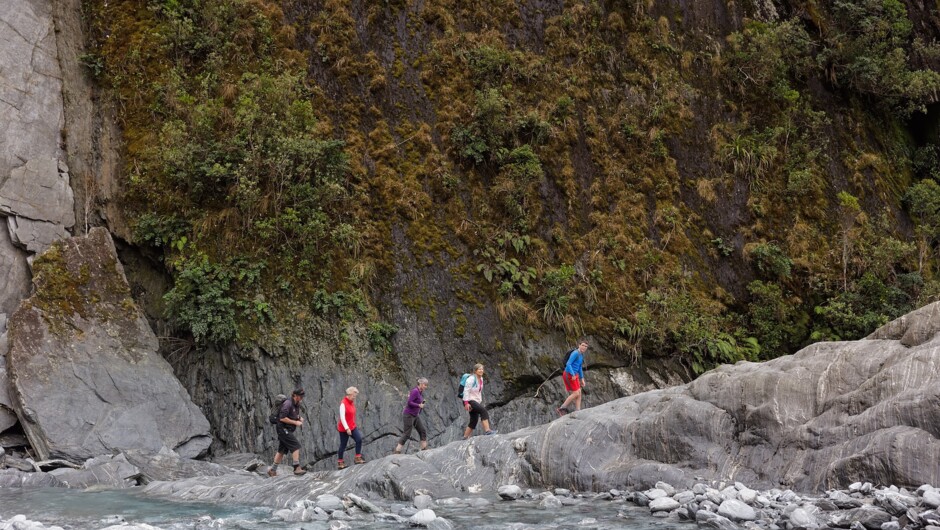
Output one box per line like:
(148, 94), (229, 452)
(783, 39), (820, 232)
(169, 318), (686, 468)
(144, 302), (940, 507)
(7, 228), (211, 461)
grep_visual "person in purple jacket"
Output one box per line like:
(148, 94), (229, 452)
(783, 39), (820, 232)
(393, 377), (429, 454)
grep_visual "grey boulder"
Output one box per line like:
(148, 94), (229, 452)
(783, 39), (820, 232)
(718, 499), (757, 522)
(7, 228), (211, 461)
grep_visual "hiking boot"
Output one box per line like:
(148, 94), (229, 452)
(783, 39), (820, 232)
(354, 455), (366, 465)
(337, 460), (347, 470)
(484, 430), (498, 435)
(556, 407), (569, 417)
(267, 468), (277, 477)
(293, 466), (307, 476)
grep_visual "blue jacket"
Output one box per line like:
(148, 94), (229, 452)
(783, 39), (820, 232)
(565, 350), (584, 379)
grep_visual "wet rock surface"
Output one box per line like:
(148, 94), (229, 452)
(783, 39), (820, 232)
(6, 229), (210, 462)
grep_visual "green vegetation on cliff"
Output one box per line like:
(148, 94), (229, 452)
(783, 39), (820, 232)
(84, 0), (940, 372)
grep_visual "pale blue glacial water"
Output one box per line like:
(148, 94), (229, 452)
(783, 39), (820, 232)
(0, 487), (689, 529)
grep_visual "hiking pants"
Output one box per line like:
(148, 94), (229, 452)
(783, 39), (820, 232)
(338, 428), (362, 460)
(397, 413), (427, 445)
(467, 400), (489, 429)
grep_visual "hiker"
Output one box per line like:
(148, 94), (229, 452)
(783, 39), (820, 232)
(394, 377), (429, 454)
(462, 363), (497, 438)
(336, 386), (365, 469)
(269, 388), (307, 476)
(558, 340), (588, 415)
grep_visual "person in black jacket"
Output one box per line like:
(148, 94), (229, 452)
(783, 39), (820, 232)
(268, 388), (307, 476)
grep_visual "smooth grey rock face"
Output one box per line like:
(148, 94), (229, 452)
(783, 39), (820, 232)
(0, 0), (65, 184)
(7, 215), (71, 254)
(0, 159), (75, 229)
(7, 229), (211, 461)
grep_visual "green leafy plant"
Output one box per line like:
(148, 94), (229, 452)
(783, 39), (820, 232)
(367, 321), (399, 354)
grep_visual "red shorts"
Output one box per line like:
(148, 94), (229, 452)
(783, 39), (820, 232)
(563, 372), (580, 392)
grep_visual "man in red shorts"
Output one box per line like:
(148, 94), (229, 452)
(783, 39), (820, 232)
(557, 341), (588, 415)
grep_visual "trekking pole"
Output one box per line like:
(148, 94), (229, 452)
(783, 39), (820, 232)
(534, 368), (562, 398)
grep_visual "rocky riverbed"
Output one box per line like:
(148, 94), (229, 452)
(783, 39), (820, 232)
(3, 469), (940, 530)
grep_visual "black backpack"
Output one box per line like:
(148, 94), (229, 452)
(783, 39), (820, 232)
(562, 350), (575, 371)
(268, 394), (288, 425)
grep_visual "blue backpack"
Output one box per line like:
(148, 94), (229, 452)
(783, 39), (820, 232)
(456, 373), (472, 400)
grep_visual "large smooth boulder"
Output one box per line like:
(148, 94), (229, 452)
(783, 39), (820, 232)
(7, 228), (211, 461)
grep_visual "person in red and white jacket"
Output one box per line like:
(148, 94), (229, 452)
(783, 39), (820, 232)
(336, 387), (364, 469)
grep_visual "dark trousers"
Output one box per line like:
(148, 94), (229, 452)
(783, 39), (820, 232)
(397, 413), (427, 445)
(338, 428), (362, 460)
(467, 400), (489, 429)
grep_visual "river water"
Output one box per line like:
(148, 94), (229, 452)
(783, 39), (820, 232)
(0, 487), (689, 529)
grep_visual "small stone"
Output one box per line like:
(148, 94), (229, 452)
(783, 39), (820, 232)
(721, 486), (739, 501)
(706, 488), (724, 505)
(554, 488), (571, 496)
(655, 481), (676, 496)
(693, 484), (708, 495)
(674, 491), (695, 504)
(881, 522), (900, 530)
(317, 494), (345, 513)
(718, 499), (757, 522)
(409, 509), (437, 526)
(697, 510), (739, 530)
(850, 482), (864, 493)
(650, 497), (680, 512)
(633, 492), (650, 506)
(539, 495), (563, 509)
(610, 489), (622, 497)
(739, 488), (758, 504)
(346, 493), (381, 514)
(497, 485), (523, 500)
(924, 490), (940, 508)
(414, 494), (434, 510)
(646, 488), (668, 500)
(790, 508), (818, 529)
